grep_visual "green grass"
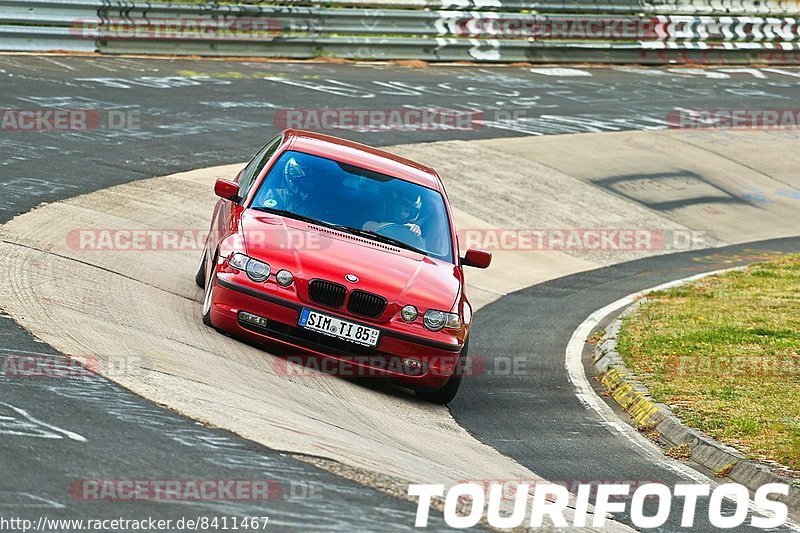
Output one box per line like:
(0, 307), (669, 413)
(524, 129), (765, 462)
(617, 255), (800, 472)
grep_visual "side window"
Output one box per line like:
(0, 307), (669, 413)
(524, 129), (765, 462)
(237, 135), (281, 200)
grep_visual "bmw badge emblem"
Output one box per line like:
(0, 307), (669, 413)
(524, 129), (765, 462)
(345, 274), (359, 283)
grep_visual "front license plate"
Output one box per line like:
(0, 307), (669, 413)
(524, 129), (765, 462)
(298, 308), (380, 347)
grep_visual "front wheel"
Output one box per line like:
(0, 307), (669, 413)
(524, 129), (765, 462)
(415, 340), (468, 405)
(201, 253), (217, 327)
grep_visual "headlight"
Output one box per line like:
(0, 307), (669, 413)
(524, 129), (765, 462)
(276, 269), (294, 287)
(245, 258), (270, 282)
(228, 252), (249, 271)
(423, 309), (461, 331)
(229, 253), (271, 282)
(400, 305), (418, 322)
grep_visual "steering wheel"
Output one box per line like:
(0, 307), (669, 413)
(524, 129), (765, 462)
(373, 222), (425, 250)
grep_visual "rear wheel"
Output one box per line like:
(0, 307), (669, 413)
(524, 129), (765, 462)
(415, 340), (468, 405)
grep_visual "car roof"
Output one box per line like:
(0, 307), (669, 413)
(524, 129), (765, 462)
(282, 129), (443, 191)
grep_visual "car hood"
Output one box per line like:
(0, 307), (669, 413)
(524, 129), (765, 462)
(240, 211), (461, 316)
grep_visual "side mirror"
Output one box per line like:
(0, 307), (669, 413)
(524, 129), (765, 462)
(214, 178), (240, 201)
(462, 248), (492, 269)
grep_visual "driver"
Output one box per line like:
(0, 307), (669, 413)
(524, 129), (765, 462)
(363, 187), (424, 238)
(261, 156), (315, 215)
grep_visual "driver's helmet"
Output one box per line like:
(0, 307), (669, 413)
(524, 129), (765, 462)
(390, 187), (422, 224)
(283, 157), (308, 194)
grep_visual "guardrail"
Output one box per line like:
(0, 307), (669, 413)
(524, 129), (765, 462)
(2, 0), (800, 63)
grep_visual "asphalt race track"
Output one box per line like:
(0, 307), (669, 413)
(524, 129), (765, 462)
(1, 56), (799, 531)
(0, 341), (453, 530)
(4, 57), (800, 221)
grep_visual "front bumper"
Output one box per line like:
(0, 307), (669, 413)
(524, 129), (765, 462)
(209, 276), (464, 389)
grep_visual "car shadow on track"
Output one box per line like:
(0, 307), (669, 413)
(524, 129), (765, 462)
(211, 327), (434, 405)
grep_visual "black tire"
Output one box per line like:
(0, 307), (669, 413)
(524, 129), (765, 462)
(415, 340), (468, 405)
(195, 245), (207, 288)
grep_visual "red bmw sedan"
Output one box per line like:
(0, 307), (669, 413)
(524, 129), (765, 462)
(197, 129), (491, 403)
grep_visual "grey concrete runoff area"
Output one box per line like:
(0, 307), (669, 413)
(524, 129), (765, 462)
(0, 56), (798, 531)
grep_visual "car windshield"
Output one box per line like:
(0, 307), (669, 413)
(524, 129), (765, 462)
(250, 150), (453, 262)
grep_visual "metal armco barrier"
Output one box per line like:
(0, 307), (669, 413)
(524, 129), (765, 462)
(2, 0), (800, 63)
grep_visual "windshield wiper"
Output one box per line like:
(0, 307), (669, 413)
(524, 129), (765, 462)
(250, 206), (329, 227)
(327, 224), (427, 255)
(251, 207), (426, 255)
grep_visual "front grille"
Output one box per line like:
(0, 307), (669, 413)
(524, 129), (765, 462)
(308, 279), (346, 308)
(347, 290), (388, 318)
